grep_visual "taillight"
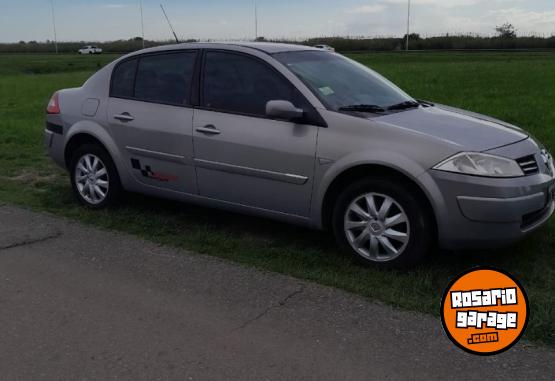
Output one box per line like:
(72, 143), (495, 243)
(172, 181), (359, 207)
(46, 92), (60, 114)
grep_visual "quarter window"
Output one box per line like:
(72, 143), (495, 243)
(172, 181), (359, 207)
(202, 51), (305, 117)
(111, 58), (137, 99)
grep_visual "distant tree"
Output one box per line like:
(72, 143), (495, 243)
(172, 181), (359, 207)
(496, 23), (517, 39)
(403, 33), (421, 41)
(18, 40), (26, 44)
(132, 36), (143, 42)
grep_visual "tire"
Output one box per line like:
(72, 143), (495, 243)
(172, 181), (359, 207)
(69, 144), (121, 209)
(332, 177), (434, 268)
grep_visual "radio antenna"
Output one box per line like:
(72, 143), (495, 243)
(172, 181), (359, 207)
(160, 4), (179, 43)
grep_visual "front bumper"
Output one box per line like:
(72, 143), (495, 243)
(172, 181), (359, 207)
(456, 192), (554, 231)
(421, 150), (555, 250)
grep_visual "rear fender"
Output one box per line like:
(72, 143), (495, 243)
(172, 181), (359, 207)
(65, 121), (131, 186)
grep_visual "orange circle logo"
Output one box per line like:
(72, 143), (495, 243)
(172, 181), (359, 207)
(441, 267), (529, 355)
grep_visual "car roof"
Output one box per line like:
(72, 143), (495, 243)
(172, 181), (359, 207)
(224, 42), (320, 53)
(134, 41), (321, 55)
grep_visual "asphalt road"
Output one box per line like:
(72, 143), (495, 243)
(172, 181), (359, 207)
(0, 206), (553, 380)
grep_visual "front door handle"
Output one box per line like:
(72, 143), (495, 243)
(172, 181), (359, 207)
(114, 113), (134, 122)
(195, 125), (221, 135)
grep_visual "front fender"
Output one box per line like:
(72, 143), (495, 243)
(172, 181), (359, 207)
(309, 149), (441, 229)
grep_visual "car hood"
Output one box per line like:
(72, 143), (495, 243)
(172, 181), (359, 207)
(374, 104), (528, 152)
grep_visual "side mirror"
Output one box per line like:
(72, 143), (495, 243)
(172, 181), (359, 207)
(266, 100), (304, 121)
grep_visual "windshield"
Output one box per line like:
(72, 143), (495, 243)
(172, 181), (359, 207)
(274, 51), (414, 112)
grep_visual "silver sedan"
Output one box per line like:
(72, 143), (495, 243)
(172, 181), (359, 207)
(44, 42), (555, 267)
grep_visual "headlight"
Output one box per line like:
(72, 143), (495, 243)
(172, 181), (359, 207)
(433, 152), (524, 178)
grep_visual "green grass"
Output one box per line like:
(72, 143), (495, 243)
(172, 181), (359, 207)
(0, 53), (119, 75)
(0, 52), (553, 347)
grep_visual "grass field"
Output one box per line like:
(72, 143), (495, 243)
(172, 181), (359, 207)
(0, 52), (553, 346)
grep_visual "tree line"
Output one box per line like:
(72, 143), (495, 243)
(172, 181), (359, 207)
(2, 33), (555, 54)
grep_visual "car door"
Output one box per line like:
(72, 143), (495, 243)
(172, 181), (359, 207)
(107, 50), (198, 194)
(193, 50), (320, 217)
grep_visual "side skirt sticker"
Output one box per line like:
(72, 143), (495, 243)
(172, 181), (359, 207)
(131, 159), (179, 183)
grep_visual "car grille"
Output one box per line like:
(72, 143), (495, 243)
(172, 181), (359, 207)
(516, 155), (539, 175)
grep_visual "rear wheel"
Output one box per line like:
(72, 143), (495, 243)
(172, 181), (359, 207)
(332, 177), (434, 268)
(69, 144), (121, 208)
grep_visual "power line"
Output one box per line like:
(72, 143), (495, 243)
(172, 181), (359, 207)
(139, 0), (145, 49)
(406, 0), (411, 51)
(254, 0), (258, 40)
(50, 0), (58, 53)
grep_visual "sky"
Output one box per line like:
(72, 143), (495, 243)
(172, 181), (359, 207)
(0, 0), (554, 43)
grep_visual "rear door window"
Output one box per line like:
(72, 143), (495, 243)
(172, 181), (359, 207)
(135, 52), (197, 106)
(110, 51), (197, 106)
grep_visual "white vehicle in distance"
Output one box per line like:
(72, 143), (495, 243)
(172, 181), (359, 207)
(314, 44), (335, 52)
(78, 45), (102, 55)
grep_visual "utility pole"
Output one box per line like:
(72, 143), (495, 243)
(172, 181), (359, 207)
(254, 0), (258, 40)
(139, 0), (145, 49)
(50, 0), (58, 53)
(406, 0), (411, 51)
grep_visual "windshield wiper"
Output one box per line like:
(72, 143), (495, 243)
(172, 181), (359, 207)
(386, 100), (420, 111)
(338, 101), (421, 113)
(417, 99), (435, 107)
(338, 104), (386, 113)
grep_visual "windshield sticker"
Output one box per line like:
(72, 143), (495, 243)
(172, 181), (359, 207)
(318, 86), (334, 96)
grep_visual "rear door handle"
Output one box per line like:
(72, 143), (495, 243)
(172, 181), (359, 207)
(195, 125), (221, 135)
(114, 113), (134, 122)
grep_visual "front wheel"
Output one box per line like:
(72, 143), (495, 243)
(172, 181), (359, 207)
(332, 177), (434, 268)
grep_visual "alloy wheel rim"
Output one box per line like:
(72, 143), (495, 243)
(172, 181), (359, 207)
(344, 192), (410, 262)
(75, 154), (109, 205)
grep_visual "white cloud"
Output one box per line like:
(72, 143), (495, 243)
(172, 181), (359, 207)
(339, 0), (551, 37)
(381, 0), (523, 8)
(102, 4), (130, 9)
(489, 8), (555, 35)
(346, 5), (386, 14)
(383, 0), (479, 6)
(417, 6), (555, 36)
(494, 7), (555, 24)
